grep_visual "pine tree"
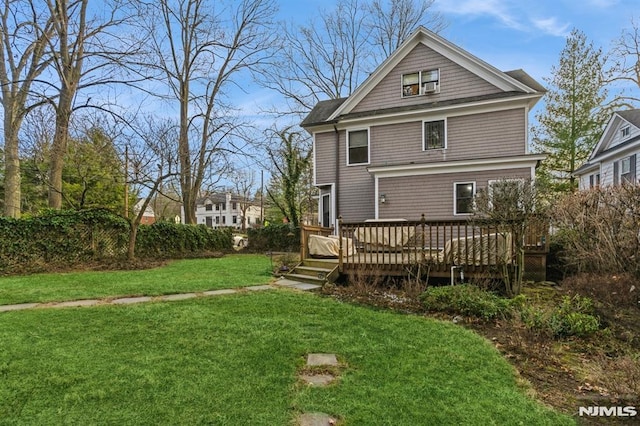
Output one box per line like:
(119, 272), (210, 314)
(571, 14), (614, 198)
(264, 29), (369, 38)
(532, 29), (616, 193)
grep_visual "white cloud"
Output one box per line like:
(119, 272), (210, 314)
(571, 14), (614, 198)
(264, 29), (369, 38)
(435, 0), (526, 31)
(531, 17), (570, 37)
(435, 0), (570, 38)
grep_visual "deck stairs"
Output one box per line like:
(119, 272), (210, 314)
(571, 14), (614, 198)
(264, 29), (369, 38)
(283, 258), (339, 286)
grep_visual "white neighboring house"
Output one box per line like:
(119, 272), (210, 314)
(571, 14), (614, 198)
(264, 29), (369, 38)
(194, 192), (262, 230)
(576, 109), (640, 189)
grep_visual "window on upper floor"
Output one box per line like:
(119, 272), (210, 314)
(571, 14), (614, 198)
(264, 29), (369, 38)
(621, 126), (630, 138)
(424, 120), (445, 150)
(347, 129), (369, 165)
(402, 69), (439, 97)
(205, 203), (213, 211)
(232, 202), (237, 210)
(454, 182), (475, 215)
(215, 204), (220, 211)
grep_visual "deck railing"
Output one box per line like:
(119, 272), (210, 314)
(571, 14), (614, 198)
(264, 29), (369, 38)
(334, 215), (548, 274)
(299, 223), (334, 260)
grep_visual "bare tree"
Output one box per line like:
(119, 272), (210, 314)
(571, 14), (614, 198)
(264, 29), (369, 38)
(366, 0), (447, 61)
(125, 116), (179, 259)
(259, 0), (368, 116)
(472, 178), (546, 297)
(44, 0), (143, 209)
(259, 0), (446, 117)
(608, 17), (640, 105)
(0, 0), (53, 217)
(265, 127), (312, 227)
(142, 0), (277, 224)
(230, 170), (256, 231)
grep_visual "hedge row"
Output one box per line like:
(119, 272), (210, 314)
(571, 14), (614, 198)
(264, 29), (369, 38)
(135, 222), (233, 258)
(247, 224), (300, 252)
(0, 209), (232, 274)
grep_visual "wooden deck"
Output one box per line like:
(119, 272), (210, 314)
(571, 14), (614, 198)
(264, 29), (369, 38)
(301, 215), (549, 282)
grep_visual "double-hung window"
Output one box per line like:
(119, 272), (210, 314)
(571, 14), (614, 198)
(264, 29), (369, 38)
(424, 120), (445, 150)
(347, 129), (369, 165)
(621, 126), (630, 138)
(402, 69), (440, 97)
(487, 179), (525, 212)
(454, 182), (475, 215)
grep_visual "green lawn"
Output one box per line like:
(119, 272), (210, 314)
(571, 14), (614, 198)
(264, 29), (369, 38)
(0, 254), (273, 305)
(0, 291), (573, 425)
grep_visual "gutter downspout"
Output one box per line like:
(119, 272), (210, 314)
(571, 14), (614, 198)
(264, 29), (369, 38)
(333, 125), (340, 230)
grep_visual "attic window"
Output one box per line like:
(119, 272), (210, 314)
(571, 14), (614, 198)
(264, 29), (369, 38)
(621, 126), (630, 138)
(402, 69), (439, 97)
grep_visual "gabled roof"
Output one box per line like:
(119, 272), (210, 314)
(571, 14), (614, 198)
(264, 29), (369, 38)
(302, 27), (544, 129)
(589, 109), (640, 161)
(617, 109), (640, 127)
(575, 109), (640, 176)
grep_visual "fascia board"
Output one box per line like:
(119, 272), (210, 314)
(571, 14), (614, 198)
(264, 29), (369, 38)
(368, 154), (547, 179)
(590, 113), (621, 160)
(334, 94), (540, 129)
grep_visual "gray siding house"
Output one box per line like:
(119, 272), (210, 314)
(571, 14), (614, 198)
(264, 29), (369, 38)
(575, 109), (640, 189)
(302, 27), (546, 226)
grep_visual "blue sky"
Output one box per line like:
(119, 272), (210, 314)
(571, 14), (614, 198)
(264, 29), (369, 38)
(238, 0), (640, 124)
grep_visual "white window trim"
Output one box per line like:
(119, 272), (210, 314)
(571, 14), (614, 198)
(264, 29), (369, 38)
(621, 125), (630, 138)
(487, 178), (525, 209)
(453, 181), (476, 216)
(346, 127), (370, 166)
(401, 68), (441, 98)
(621, 156), (631, 175)
(422, 118), (447, 151)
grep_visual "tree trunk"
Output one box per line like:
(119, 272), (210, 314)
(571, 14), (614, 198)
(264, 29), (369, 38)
(48, 97), (72, 209)
(127, 221), (138, 260)
(3, 113), (21, 218)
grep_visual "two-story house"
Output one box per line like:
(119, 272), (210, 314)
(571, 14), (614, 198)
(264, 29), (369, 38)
(575, 109), (640, 189)
(195, 192), (262, 231)
(302, 27), (546, 227)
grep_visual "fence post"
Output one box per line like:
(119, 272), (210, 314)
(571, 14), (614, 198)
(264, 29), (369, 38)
(338, 216), (344, 271)
(420, 214), (426, 261)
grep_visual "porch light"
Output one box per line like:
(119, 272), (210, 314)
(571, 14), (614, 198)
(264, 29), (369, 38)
(379, 193), (386, 204)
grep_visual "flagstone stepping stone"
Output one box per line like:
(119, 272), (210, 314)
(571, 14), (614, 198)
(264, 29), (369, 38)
(300, 373), (336, 387)
(298, 412), (337, 426)
(52, 299), (100, 308)
(159, 293), (197, 301)
(245, 285), (273, 291)
(202, 289), (237, 296)
(307, 353), (338, 366)
(112, 296), (153, 305)
(0, 303), (39, 312)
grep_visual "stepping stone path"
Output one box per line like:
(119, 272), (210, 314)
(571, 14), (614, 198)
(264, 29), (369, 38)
(0, 279), (322, 313)
(298, 354), (340, 426)
(299, 412), (337, 426)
